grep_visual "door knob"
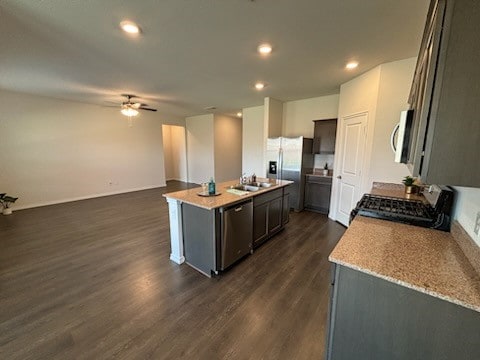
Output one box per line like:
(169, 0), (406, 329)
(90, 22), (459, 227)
(337, 175), (342, 179)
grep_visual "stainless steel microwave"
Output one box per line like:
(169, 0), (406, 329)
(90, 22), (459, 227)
(390, 109), (414, 163)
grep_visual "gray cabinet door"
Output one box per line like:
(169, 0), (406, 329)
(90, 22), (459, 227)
(409, 0), (480, 186)
(282, 192), (290, 225)
(327, 265), (480, 360)
(313, 119), (337, 154)
(268, 197), (282, 234)
(253, 202), (268, 247)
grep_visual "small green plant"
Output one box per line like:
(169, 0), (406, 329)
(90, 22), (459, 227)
(402, 176), (416, 186)
(324, 162), (328, 170)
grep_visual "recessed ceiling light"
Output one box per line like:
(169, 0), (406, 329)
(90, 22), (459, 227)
(237, 112), (243, 118)
(346, 61), (359, 70)
(257, 43), (273, 55)
(120, 21), (141, 34)
(255, 82), (266, 90)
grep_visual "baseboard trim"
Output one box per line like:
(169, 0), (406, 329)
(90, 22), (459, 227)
(13, 184), (168, 211)
(170, 254), (185, 264)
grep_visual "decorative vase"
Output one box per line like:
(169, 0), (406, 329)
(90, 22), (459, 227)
(404, 185), (417, 194)
(323, 169), (328, 176)
(2, 208), (12, 215)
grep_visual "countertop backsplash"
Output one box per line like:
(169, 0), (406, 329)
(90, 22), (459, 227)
(314, 153), (334, 171)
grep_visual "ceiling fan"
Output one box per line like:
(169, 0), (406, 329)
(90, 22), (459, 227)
(119, 94), (157, 117)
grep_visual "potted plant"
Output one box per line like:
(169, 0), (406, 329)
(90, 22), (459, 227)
(0, 193), (18, 215)
(323, 162), (329, 176)
(402, 176), (417, 194)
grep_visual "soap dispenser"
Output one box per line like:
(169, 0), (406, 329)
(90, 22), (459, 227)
(208, 177), (216, 195)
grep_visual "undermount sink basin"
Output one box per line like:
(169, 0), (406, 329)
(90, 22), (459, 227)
(228, 181), (275, 192)
(229, 184), (259, 192)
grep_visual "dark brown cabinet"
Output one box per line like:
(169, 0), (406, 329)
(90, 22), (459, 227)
(304, 175), (332, 214)
(312, 119), (337, 154)
(252, 186), (290, 248)
(408, 0), (480, 187)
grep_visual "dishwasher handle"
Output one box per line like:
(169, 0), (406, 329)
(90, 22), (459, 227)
(220, 199), (252, 213)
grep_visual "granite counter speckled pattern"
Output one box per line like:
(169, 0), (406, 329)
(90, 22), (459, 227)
(163, 178), (293, 210)
(329, 216), (480, 312)
(370, 182), (426, 202)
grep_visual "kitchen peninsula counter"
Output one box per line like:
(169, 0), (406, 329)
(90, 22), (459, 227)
(326, 214), (480, 359)
(329, 216), (480, 312)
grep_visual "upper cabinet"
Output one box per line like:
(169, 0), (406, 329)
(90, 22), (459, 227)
(408, 0), (480, 187)
(312, 119), (337, 154)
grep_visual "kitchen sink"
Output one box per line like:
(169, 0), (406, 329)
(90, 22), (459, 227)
(228, 182), (275, 192)
(233, 184), (259, 192)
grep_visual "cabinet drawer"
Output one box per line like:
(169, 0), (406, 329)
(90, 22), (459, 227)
(253, 188), (283, 206)
(306, 175), (332, 184)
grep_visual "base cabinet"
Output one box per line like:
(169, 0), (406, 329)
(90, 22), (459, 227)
(282, 188), (290, 225)
(326, 265), (480, 360)
(253, 186), (290, 248)
(304, 175), (332, 214)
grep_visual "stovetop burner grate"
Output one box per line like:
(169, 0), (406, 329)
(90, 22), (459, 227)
(356, 194), (435, 220)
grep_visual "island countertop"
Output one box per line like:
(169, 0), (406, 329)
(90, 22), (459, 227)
(163, 178), (293, 210)
(329, 216), (480, 312)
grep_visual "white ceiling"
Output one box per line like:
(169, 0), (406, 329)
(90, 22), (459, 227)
(0, 0), (430, 118)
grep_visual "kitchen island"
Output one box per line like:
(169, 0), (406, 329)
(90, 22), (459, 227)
(163, 179), (292, 276)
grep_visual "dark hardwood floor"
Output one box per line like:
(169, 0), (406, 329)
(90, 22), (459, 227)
(0, 181), (345, 360)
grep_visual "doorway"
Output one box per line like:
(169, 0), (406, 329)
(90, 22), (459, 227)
(162, 125), (188, 182)
(334, 112), (368, 226)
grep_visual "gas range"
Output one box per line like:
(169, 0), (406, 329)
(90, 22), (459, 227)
(350, 185), (454, 231)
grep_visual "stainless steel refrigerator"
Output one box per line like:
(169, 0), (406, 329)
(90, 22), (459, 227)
(266, 136), (313, 211)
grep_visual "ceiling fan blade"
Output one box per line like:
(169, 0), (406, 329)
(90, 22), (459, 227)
(132, 102), (142, 109)
(139, 107), (157, 112)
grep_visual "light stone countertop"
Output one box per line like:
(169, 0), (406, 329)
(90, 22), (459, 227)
(370, 181), (427, 202)
(163, 178), (293, 210)
(329, 216), (480, 312)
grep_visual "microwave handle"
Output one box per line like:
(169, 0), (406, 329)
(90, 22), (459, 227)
(390, 123), (400, 153)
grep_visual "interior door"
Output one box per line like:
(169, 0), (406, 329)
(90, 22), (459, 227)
(335, 113), (368, 226)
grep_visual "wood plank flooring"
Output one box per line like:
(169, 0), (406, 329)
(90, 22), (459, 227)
(0, 181), (345, 360)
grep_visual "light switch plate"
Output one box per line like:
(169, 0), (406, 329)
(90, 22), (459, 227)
(474, 211), (480, 236)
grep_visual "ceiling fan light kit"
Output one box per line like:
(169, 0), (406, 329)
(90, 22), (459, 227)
(117, 94), (157, 118)
(120, 107), (139, 117)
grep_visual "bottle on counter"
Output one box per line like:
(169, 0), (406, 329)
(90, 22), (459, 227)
(252, 173), (256, 183)
(208, 177), (216, 195)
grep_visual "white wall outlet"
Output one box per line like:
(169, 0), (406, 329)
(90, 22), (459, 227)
(474, 211), (480, 236)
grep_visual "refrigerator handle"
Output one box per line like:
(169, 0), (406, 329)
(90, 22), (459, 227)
(278, 148), (283, 181)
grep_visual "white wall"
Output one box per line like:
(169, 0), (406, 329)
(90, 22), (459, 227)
(214, 115), (242, 182)
(0, 89), (185, 210)
(264, 97), (283, 138)
(185, 114), (214, 184)
(333, 65), (381, 205)
(162, 124), (187, 182)
(453, 187), (480, 246)
(368, 58), (416, 186)
(242, 105), (266, 177)
(162, 125), (174, 180)
(170, 125), (188, 182)
(282, 95), (339, 137)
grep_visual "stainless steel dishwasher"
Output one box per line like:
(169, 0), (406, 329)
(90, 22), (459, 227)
(219, 199), (253, 270)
